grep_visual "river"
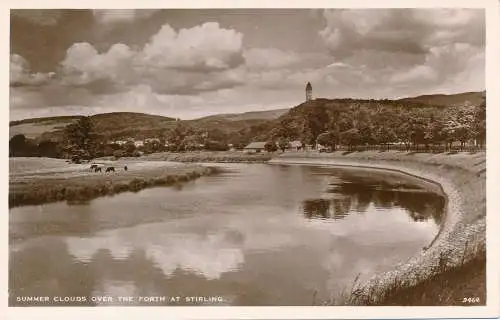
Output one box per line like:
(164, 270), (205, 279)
(9, 163), (444, 306)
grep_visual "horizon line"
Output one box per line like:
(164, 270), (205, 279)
(9, 89), (486, 123)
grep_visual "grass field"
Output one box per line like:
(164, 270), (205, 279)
(107, 151), (275, 163)
(9, 157), (220, 208)
(9, 119), (77, 139)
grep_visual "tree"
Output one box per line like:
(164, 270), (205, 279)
(264, 140), (278, 152)
(473, 99), (486, 148)
(206, 128), (228, 144)
(340, 128), (360, 150)
(316, 131), (337, 150)
(166, 121), (193, 152)
(124, 141), (136, 156)
(9, 134), (27, 157)
(407, 110), (428, 150)
(102, 145), (115, 157)
(63, 117), (100, 159)
(373, 126), (397, 150)
(277, 137), (290, 152)
(9, 134), (39, 157)
(424, 118), (445, 151)
(143, 139), (164, 154)
(205, 140), (229, 151)
(300, 105), (328, 145)
(442, 107), (475, 151)
(113, 150), (126, 159)
(37, 140), (60, 158)
(227, 133), (249, 150)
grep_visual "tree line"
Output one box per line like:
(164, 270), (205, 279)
(9, 117), (237, 161)
(262, 99), (486, 152)
(9, 98), (486, 160)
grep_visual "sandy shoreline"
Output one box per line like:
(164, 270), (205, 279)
(270, 152), (486, 305)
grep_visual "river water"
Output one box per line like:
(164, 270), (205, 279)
(9, 163), (444, 306)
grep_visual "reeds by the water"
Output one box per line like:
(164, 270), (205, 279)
(324, 242), (485, 306)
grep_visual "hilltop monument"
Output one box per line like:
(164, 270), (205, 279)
(305, 82), (312, 102)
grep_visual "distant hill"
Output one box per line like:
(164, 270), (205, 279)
(9, 111), (270, 143)
(9, 116), (83, 140)
(251, 92), (485, 142)
(196, 108), (290, 122)
(89, 112), (177, 139)
(9, 91), (485, 143)
(398, 91), (485, 107)
(9, 112), (177, 141)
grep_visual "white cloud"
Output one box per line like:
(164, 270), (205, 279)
(390, 65), (438, 84)
(320, 9), (484, 59)
(10, 54), (29, 84)
(60, 42), (134, 89)
(56, 22), (245, 95)
(10, 53), (54, 87)
(319, 9), (484, 95)
(9, 9), (485, 120)
(141, 22), (244, 71)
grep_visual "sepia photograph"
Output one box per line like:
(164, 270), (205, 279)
(6, 2), (498, 318)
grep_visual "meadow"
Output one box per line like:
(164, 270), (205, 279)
(9, 157), (220, 208)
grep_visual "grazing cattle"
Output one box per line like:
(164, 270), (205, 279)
(90, 164), (98, 171)
(105, 167), (115, 173)
(94, 167), (102, 173)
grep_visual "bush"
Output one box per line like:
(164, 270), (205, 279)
(205, 140), (230, 151)
(113, 150), (126, 158)
(264, 141), (278, 152)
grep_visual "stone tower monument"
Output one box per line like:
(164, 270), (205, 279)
(305, 82), (312, 102)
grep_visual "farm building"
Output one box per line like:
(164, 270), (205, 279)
(289, 140), (303, 151)
(244, 142), (267, 153)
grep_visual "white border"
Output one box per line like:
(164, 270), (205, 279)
(3, 1), (499, 319)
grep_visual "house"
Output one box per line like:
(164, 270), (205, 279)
(112, 140), (130, 146)
(244, 142), (267, 153)
(289, 140), (303, 151)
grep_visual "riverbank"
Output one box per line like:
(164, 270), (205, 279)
(9, 157), (220, 208)
(271, 150), (486, 306)
(100, 151), (274, 163)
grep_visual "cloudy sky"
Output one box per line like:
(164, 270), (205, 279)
(10, 9), (485, 121)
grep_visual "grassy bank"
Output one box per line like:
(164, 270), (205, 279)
(107, 151), (274, 163)
(369, 250), (486, 306)
(9, 157), (221, 208)
(274, 150), (486, 306)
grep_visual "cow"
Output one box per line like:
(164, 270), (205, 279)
(90, 164), (98, 171)
(94, 167), (102, 173)
(105, 167), (115, 173)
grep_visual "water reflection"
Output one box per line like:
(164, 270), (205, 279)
(303, 178), (444, 225)
(302, 198), (352, 220)
(9, 164), (444, 306)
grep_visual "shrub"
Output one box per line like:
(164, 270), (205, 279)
(264, 140), (278, 152)
(113, 150), (126, 159)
